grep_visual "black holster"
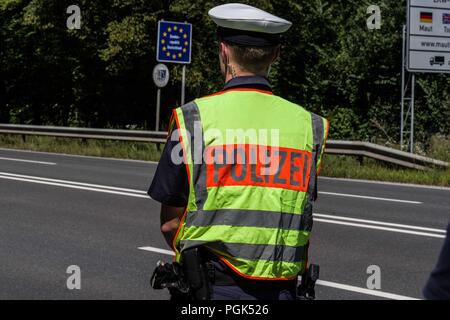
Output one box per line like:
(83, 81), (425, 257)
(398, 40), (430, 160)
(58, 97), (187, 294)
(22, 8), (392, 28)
(150, 247), (212, 301)
(150, 261), (190, 300)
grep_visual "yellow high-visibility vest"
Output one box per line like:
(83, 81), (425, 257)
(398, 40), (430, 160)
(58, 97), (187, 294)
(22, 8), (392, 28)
(170, 88), (329, 280)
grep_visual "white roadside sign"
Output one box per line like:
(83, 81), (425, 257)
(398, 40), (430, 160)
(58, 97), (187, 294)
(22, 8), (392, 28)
(407, 0), (450, 73)
(152, 63), (170, 88)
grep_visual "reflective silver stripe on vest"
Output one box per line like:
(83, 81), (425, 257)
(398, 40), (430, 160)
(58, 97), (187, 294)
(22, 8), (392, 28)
(180, 102), (208, 210)
(186, 209), (302, 231)
(300, 113), (325, 232)
(180, 240), (305, 263)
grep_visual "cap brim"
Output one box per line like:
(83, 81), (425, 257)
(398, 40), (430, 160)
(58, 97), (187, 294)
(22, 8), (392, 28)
(217, 27), (280, 47)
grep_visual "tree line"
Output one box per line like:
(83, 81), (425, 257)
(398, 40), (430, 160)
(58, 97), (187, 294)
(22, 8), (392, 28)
(1, 0), (449, 150)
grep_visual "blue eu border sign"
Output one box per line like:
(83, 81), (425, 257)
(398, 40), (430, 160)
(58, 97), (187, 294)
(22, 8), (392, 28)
(157, 21), (192, 64)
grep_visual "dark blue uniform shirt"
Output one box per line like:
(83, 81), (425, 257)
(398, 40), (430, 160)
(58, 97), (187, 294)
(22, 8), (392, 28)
(423, 222), (450, 299)
(147, 76), (272, 205)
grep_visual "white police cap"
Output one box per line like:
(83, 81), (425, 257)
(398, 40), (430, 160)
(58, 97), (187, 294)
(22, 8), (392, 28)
(208, 3), (292, 46)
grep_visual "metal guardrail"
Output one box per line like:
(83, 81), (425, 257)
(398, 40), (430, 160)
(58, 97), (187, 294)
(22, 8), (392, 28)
(0, 124), (167, 143)
(0, 124), (448, 170)
(325, 140), (448, 171)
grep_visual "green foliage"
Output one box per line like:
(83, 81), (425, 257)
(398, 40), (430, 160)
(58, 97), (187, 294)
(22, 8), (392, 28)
(1, 0), (449, 152)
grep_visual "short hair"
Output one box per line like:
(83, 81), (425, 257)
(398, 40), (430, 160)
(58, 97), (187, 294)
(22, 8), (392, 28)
(227, 44), (279, 74)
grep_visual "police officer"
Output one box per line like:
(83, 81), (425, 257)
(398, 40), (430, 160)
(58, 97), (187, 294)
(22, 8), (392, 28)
(148, 3), (329, 300)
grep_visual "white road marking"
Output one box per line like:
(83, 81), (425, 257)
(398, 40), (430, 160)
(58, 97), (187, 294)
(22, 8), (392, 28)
(316, 280), (420, 300)
(314, 218), (446, 238)
(0, 172), (444, 238)
(0, 173), (149, 199)
(0, 172), (147, 194)
(314, 213), (446, 234)
(0, 157), (56, 165)
(138, 246), (175, 256)
(320, 176), (450, 191)
(318, 191), (422, 204)
(0, 148), (159, 164)
(0, 148), (447, 190)
(138, 245), (420, 300)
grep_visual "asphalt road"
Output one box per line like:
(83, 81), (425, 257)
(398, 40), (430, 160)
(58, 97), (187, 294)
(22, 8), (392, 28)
(0, 147), (449, 300)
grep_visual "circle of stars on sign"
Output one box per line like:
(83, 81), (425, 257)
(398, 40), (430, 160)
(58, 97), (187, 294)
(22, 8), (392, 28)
(161, 25), (189, 60)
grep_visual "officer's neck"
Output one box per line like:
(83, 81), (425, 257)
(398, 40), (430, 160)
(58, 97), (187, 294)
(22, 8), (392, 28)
(224, 62), (268, 83)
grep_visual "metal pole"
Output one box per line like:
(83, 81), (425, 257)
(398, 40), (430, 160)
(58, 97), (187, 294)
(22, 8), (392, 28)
(156, 88), (161, 132)
(400, 25), (406, 150)
(181, 65), (186, 106)
(410, 74), (415, 153)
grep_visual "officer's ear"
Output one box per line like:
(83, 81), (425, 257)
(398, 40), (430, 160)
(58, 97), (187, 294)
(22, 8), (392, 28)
(218, 41), (230, 77)
(219, 41), (230, 64)
(272, 45), (281, 63)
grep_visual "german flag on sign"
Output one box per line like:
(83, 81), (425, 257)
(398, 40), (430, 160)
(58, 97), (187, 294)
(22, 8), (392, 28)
(420, 12), (433, 24)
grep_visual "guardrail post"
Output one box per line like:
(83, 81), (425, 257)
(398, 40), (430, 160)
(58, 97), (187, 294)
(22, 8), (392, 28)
(358, 155), (364, 166)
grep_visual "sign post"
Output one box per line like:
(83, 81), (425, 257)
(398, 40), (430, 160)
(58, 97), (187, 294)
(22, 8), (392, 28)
(181, 65), (186, 106)
(152, 63), (170, 132)
(156, 20), (192, 107)
(401, 0), (450, 152)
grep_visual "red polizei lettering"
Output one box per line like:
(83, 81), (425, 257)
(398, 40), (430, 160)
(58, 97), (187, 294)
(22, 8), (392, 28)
(204, 144), (312, 192)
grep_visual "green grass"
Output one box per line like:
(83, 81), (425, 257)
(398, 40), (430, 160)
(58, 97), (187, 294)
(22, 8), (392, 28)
(0, 134), (449, 187)
(0, 134), (163, 162)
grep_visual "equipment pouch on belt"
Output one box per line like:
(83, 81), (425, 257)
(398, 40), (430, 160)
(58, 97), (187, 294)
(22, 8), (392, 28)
(297, 264), (320, 300)
(181, 247), (211, 300)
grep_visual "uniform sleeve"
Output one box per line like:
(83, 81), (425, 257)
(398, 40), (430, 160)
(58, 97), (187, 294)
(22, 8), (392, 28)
(147, 111), (189, 207)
